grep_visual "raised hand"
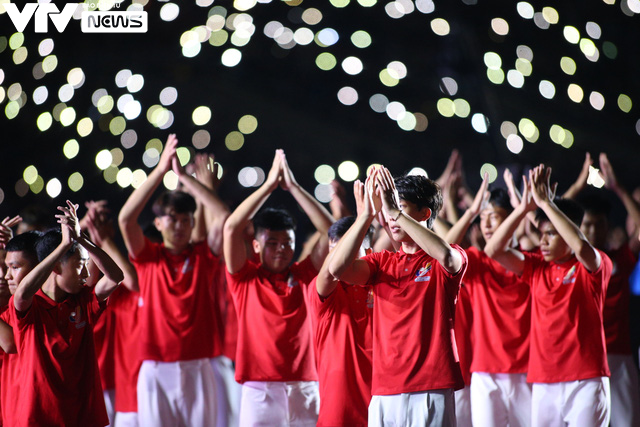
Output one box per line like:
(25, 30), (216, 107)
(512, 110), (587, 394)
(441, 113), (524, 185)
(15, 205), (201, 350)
(467, 172), (490, 217)
(264, 149), (284, 191)
(367, 167), (383, 217)
(279, 151), (298, 192)
(158, 133), (179, 173)
(56, 200), (81, 244)
(503, 168), (522, 209)
(528, 164), (553, 207)
(375, 166), (401, 221)
(599, 153), (620, 191)
(194, 153), (219, 190)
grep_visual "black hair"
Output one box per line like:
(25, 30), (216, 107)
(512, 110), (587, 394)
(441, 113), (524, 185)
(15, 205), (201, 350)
(253, 207), (296, 236)
(5, 230), (41, 264)
(328, 217), (375, 248)
(151, 191), (197, 217)
(35, 229), (80, 263)
(394, 175), (443, 229)
(578, 194), (611, 218)
(18, 204), (50, 230)
(489, 188), (513, 213)
(535, 198), (585, 227)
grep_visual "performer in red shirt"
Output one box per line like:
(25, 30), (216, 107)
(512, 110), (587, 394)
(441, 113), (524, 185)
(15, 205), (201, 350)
(329, 167), (467, 426)
(223, 149), (333, 426)
(6, 201), (123, 427)
(485, 164), (612, 426)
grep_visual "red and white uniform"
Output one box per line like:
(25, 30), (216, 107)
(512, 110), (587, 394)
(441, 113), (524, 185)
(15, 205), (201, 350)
(454, 283), (473, 427)
(94, 302), (116, 423)
(521, 251), (612, 383)
(362, 246), (467, 395)
(307, 280), (373, 427)
(226, 257), (318, 383)
(4, 288), (108, 427)
(132, 238), (224, 362)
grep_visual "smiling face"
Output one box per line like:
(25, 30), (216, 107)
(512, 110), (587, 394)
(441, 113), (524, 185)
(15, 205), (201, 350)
(253, 228), (295, 274)
(56, 248), (90, 295)
(5, 250), (38, 295)
(479, 203), (510, 242)
(538, 220), (573, 263)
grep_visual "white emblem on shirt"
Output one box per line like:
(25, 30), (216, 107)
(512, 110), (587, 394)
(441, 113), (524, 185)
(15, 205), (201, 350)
(415, 262), (432, 283)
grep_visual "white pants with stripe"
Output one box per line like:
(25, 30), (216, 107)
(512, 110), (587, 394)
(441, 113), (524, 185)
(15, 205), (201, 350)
(470, 372), (531, 427)
(368, 389), (455, 427)
(531, 377), (610, 427)
(239, 380), (319, 427)
(137, 358), (217, 427)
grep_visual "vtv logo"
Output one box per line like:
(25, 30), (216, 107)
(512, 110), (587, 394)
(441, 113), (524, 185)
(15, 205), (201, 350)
(4, 3), (79, 33)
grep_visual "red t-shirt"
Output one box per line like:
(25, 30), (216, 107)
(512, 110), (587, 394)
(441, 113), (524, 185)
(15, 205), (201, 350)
(110, 285), (141, 413)
(132, 238), (223, 362)
(222, 287), (238, 361)
(455, 283), (473, 386)
(521, 251), (612, 383)
(603, 245), (636, 355)
(226, 258), (318, 383)
(464, 247), (530, 373)
(307, 280), (373, 427)
(93, 302), (116, 391)
(5, 289), (108, 427)
(362, 246), (468, 395)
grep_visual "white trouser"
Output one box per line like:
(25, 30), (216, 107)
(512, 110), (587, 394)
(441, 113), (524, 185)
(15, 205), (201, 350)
(368, 389), (456, 427)
(531, 377), (610, 427)
(211, 356), (242, 427)
(137, 358), (217, 427)
(454, 385), (472, 427)
(608, 354), (640, 427)
(470, 372), (531, 427)
(104, 388), (115, 427)
(239, 380), (319, 427)
(114, 412), (138, 427)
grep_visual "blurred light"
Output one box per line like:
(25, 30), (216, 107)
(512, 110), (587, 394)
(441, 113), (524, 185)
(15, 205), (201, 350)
(115, 69), (132, 88)
(110, 148), (124, 167)
(314, 183), (333, 204)
(209, 30), (229, 46)
(386, 101), (406, 120)
(388, 61), (407, 79)
(539, 80), (556, 99)
(30, 176), (44, 194)
(338, 161), (359, 181)
(126, 74), (144, 93)
(63, 139), (80, 159)
(176, 147), (191, 167)
(480, 163), (498, 183)
(110, 116), (126, 135)
(515, 58), (532, 76)
(471, 113), (489, 133)
(238, 167), (259, 187)
(618, 94), (632, 112)
(142, 148), (160, 168)
(416, 0), (435, 13)
(6, 101), (20, 120)
(317, 28), (339, 46)
(542, 7), (559, 24)
(506, 134), (524, 154)
(15, 179), (29, 198)
(131, 169), (148, 189)
(484, 52), (502, 70)
(123, 101), (141, 120)
(160, 87), (178, 106)
(238, 115), (258, 134)
(385, 2), (405, 19)
(67, 68), (85, 88)
(603, 42), (617, 59)
(160, 3), (179, 21)
(9, 33), (24, 50)
(414, 113), (429, 131)
(77, 117), (94, 137)
(453, 99), (470, 118)
(225, 131), (244, 151)
(68, 172), (83, 192)
(163, 171), (179, 190)
(342, 56), (363, 75)
(379, 69), (399, 87)
(23, 166), (38, 185)
(337, 87), (358, 105)
(627, 0), (640, 13)
(96, 150), (113, 170)
(103, 166), (118, 184)
(116, 168), (133, 188)
(579, 38), (597, 57)
(431, 18), (450, 36)
(13, 47), (28, 65)
(369, 94), (389, 113)
(397, 112), (417, 131)
(302, 8), (323, 25)
(330, 0), (350, 7)
(437, 98), (455, 117)
(440, 77), (458, 96)
(42, 55), (58, 73)
(507, 70), (524, 88)
(60, 107), (76, 127)
(193, 106), (212, 126)
(38, 38), (54, 56)
(560, 57), (577, 75)
(516, 45), (533, 61)
(586, 22), (601, 39)
(97, 95), (114, 114)
(487, 68), (505, 84)
(33, 86), (48, 105)
(314, 165), (335, 184)
(568, 84), (584, 103)
(316, 52), (337, 70)
(58, 84), (74, 102)
(533, 12), (550, 29)
(45, 178), (62, 198)
(351, 30), (371, 48)
(518, 118), (536, 139)
(221, 48), (242, 66)
(192, 130), (211, 149)
(589, 92), (605, 110)
(563, 26), (580, 44)
(37, 112), (53, 131)
(491, 18), (509, 35)
(408, 167), (428, 177)
(587, 165), (605, 188)
(293, 28), (314, 45)
(517, 2), (534, 19)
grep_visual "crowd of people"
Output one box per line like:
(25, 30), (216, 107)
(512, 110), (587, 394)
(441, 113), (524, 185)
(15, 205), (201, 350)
(0, 134), (638, 427)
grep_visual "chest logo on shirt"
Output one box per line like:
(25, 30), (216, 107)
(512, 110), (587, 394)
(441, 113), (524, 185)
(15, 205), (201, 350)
(366, 288), (374, 308)
(69, 305), (87, 329)
(287, 274), (299, 288)
(562, 265), (577, 285)
(415, 262), (432, 283)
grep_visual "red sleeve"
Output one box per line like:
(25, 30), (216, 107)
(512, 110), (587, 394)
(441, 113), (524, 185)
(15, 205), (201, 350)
(225, 259), (259, 291)
(129, 237), (159, 264)
(520, 251), (545, 284)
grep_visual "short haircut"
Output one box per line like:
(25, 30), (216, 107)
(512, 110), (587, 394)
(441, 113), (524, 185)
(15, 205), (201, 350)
(489, 188), (513, 213)
(535, 198), (585, 227)
(253, 207), (296, 236)
(35, 229), (81, 263)
(151, 191), (197, 217)
(5, 231), (41, 264)
(578, 194), (611, 218)
(328, 217), (375, 248)
(394, 175), (443, 229)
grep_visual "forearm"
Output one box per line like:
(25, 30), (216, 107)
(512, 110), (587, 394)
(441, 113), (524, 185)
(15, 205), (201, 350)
(78, 235), (124, 284)
(328, 214), (373, 280)
(615, 186), (640, 231)
(100, 237), (139, 292)
(445, 209), (474, 245)
(180, 173), (230, 221)
(484, 208), (527, 257)
(289, 184), (334, 234)
(0, 320), (16, 354)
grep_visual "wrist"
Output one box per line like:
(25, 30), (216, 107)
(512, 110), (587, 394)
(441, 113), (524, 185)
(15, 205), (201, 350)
(389, 208), (402, 221)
